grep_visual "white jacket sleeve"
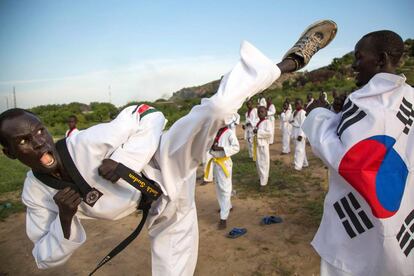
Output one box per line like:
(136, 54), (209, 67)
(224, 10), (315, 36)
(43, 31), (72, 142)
(223, 130), (240, 157)
(297, 110), (307, 137)
(302, 107), (344, 169)
(257, 121), (272, 139)
(267, 105), (276, 117)
(73, 105), (166, 174)
(22, 178), (86, 269)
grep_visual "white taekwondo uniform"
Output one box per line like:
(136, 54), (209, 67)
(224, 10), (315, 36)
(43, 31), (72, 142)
(22, 41), (281, 275)
(208, 127), (240, 220)
(267, 103), (276, 144)
(65, 128), (80, 137)
(254, 118), (272, 186)
(302, 73), (414, 276)
(258, 97), (267, 107)
(291, 108), (308, 170)
(229, 113), (240, 132)
(245, 108), (258, 159)
(280, 108), (292, 154)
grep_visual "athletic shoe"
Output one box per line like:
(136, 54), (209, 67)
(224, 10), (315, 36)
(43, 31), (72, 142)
(283, 20), (337, 70)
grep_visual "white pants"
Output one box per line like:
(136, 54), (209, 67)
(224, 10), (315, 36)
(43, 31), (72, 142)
(281, 127), (291, 153)
(203, 151), (214, 182)
(269, 119), (275, 144)
(213, 160), (233, 220)
(148, 41), (280, 276)
(294, 137), (308, 170)
(256, 144), (270, 186)
(246, 131), (254, 158)
(320, 259), (352, 276)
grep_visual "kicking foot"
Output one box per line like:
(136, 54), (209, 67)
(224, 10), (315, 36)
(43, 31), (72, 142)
(218, 219), (227, 230)
(283, 20), (337, 70)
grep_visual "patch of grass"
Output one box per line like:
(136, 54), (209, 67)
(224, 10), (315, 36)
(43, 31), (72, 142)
(301, 197), (325, 227)
(0, 152), (29, 193)
(273, 259), (294, 276)
(0, 152), (29, 219)
(232, 150), (323, 199)
(0, 200), (25, 220)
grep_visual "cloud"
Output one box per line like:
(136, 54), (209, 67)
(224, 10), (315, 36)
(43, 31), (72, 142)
(0, 46), (350, 112)
(0, 55), (236, 111)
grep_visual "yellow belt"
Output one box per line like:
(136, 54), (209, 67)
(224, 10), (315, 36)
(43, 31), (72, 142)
(253, 136), (257, 161)
(204, 157), (230, 179)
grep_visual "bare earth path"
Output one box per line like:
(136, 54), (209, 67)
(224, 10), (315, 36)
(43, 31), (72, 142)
(0, 121), (327, 276)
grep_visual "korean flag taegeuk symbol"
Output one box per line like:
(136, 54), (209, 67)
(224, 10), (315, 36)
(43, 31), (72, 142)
(338, 135), (409, 219)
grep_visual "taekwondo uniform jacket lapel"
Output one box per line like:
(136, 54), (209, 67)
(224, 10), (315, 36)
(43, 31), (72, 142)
(291, 109), (306, 139)
(256, 119), (272, 146)
(245, 108), (258, 139)
(303, 73), (414, 275)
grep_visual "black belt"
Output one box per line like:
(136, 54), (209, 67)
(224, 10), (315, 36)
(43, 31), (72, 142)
(32, 138), (163, 275)
(89, 163), (163, 275)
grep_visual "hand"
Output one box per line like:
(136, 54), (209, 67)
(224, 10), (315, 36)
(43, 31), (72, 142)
(211, 144), (224, 151)
(53, 187), (82, 239)
(253, 129), (257, 134)
(242, 124), (246, 130)
(297, 136), (303, 142)
(306, 100), (326, 114)
(98, 159), (121, 183)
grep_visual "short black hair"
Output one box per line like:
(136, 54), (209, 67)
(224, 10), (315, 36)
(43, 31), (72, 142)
(362, 30), (404, 65)
(0, 108), (34, 147)
(295, 98), (303, 105)
(68, 115), (78, 122)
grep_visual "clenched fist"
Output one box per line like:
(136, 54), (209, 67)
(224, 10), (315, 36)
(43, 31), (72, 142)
(98, 159), (120, 183)
(53, 187), (81, 239)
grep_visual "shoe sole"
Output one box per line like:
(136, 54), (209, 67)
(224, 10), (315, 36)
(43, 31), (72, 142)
(296, 19), (337, 49)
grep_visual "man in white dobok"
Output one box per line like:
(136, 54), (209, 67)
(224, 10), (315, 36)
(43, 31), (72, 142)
(304, 30), (414, 275)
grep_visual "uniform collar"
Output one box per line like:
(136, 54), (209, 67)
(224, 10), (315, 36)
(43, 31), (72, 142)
(351, 73), (407, 99)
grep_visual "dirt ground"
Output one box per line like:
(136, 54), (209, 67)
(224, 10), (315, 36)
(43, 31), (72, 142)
(0, 122), (327, 276)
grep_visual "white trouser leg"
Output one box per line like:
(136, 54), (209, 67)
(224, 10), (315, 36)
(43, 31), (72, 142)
(247, 137), (253, 158)
(294, 138), (307, 170)
(149, 41), (280, 276)
(303, 143), (309, 167)
(282, 128), (291, 153)
(150, 173), (199, 276)
(269, 119), (275, 144)
(213, 161), (233, 220)
(256, 144), (270, 186)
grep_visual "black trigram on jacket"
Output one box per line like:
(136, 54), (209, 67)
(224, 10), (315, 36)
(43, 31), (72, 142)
(396, 210), (414, 257)
(337, 99), (367, 138)
(396, 97), (414, 135)
(333, 193), (374, 238)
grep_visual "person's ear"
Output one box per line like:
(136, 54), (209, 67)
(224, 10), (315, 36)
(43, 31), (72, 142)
(378, 52), (389, 69)
(2, 147), (16, 159)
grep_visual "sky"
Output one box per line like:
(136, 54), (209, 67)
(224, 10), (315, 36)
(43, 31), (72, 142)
(0, 0), (413, 111)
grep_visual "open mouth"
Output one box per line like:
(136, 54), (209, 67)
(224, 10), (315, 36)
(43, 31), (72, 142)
(40, 152), (55, 168)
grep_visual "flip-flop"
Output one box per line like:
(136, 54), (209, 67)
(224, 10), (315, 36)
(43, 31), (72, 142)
(261, 216), (283, 225)
(227, 227), (247, 239)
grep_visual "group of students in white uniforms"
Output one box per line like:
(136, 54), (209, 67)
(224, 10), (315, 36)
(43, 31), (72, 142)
(279, 98), (309, 171)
